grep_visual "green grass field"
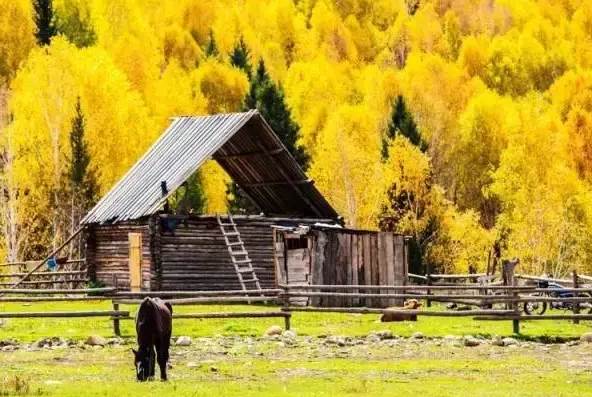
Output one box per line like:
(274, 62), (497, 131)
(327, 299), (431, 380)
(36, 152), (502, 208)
(0, 300), (590, 341)
(0, 301), (591, 396)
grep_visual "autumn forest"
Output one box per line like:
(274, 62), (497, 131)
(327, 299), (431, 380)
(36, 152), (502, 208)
(1, 0), (592, 276)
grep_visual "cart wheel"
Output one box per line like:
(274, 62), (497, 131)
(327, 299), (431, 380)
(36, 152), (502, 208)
(523, 300), (547, 315)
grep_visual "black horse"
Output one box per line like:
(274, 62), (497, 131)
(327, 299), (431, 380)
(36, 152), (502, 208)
(132, 297), (173, 381)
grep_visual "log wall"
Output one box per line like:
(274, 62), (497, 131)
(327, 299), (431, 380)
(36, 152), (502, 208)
(86, 215), (354, 293)
(157, 216), (280, 290)
(85, 219), (153, 290)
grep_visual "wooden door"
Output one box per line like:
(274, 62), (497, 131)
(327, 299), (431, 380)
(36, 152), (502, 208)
(128, 233), (142, 292)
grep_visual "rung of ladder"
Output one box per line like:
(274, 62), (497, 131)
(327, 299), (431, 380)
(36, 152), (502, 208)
(217, 213), (263, 298)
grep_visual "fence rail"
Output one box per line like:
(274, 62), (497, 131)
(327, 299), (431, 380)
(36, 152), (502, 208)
(2, 273), (592, 338)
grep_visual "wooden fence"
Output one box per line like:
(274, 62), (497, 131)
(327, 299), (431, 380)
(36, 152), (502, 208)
(0, 259), (88, 289)
(2, 272), (592, 337)
(0, 287), (289, 337)
(279, 281), (592, 333)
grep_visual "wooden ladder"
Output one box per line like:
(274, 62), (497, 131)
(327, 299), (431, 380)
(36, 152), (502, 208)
(217, 213), (263, 295)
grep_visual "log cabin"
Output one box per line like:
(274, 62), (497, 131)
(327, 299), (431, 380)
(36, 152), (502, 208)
(81, 110), (408, 306)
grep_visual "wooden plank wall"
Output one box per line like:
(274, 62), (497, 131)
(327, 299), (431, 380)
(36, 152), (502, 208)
(158, 217), (278, 290)
(86, 221), (152, 290)
(310, 230), (408, 308)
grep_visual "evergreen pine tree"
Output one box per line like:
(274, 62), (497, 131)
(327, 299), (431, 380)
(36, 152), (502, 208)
(69, 98), (97, 210)
(68, 98), (97, 256)
(380, 95), (430, 273)
(228, 58), (310, 214)
(381, 95), (426, 160)
(204, 30), (218, 57)
(170, 173), (206, 215)
(229, 37), (252, 78)
(244, 59), (309, 168)
(33, 0), (57, 46)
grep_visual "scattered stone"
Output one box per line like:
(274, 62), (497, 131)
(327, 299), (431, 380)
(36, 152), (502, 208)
(325, 336), (347, 347)
(282, 330), (297, 346)
(411, 332), (424, 339)
(580, 333), (592, 343)
(567, 340), (580, 346)
(85, 335), (107, 346)
(32, 337), (68, 349)
(371, 330), (394, 340)
(366, 334), (381, 344)
(107, 337), (124, 346)
(1, 345), (16, 352)
(0, 339), (18, 347)
(176, 336), (192, 346)
(446, 303), (457, 310)
(443, 335), (461, 346)
(502, 337), (518, 346)
(264, 325), (283, 337)
(491, 336), (505, 347)
(463, 336), (481, 347)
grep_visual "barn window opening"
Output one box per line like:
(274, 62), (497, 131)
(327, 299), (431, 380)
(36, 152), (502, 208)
(286, 236), (308, 250)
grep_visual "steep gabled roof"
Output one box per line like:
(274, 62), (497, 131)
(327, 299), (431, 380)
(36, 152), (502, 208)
(82, 110), (338, 224)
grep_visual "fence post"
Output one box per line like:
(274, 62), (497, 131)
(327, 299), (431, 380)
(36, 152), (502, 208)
(112, 301), (121, 337)
(425, 274), (432, 308)
(280, 285), (291, 330)
(284, 312), (291, 331)
(573, 270), (580, 325)
(502, 259), (520, 334)
(511, 277), (520, 334)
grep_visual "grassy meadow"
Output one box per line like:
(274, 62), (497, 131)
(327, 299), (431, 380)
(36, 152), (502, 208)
(0, 301), (591, 396)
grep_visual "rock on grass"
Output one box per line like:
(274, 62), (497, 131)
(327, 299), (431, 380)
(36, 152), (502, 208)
(463, 336), (481, 347)
(176, 336), (192, 346)
(264, 325), (283, 337)
(580, 333), (592, 343)
(85, 336), (107, 346)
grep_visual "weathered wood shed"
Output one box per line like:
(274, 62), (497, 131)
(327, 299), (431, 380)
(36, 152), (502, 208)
(81, 110), (408, 301)
(273, 225), (408, 307)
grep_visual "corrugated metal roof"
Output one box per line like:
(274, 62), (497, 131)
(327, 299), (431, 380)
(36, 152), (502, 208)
(82, 110), (338, 224)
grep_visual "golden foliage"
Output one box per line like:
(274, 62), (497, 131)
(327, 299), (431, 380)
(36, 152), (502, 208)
(1, 0), (592, 275)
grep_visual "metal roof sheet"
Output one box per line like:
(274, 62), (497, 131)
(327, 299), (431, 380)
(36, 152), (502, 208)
(82, 110), (338, 224)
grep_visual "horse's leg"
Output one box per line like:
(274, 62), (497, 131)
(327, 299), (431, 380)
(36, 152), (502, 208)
(149, 346), (156, 379)
(157, 334), (170, 381)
